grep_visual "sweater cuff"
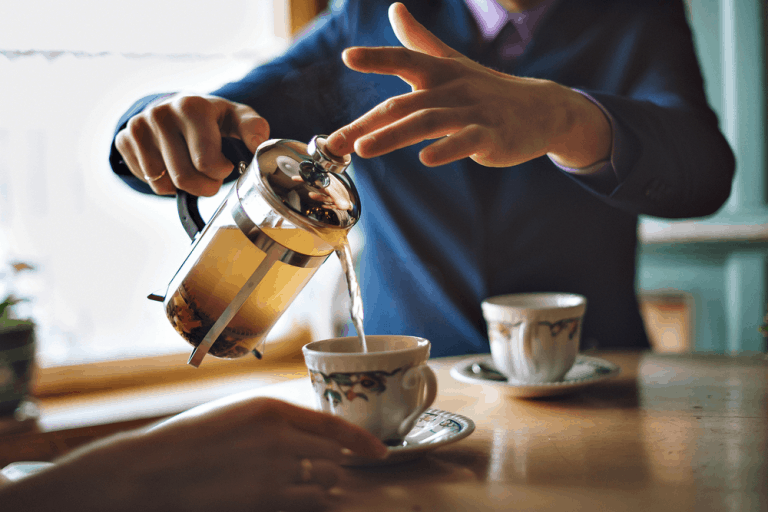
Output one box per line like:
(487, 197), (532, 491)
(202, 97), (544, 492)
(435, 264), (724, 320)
(547, 89), (620, 195)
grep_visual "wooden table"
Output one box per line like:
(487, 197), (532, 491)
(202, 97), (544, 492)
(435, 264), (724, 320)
(162, 350), (768, 511)
(3, 351), (767, 510)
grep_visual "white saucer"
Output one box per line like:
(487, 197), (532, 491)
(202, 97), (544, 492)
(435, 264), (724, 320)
(343, 408), (475, 466)
(450, 354), (621, 398)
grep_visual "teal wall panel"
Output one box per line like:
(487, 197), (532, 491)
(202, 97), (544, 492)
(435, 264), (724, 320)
(724, 252), (767, 352)
(640, 242), (768, 353)
(637, 0), (768, 353)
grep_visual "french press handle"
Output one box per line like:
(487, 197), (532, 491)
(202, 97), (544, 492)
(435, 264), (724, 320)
(176, 191), (206, 240)
(176, 161), (249, 240)
(175, 136), (255, 240)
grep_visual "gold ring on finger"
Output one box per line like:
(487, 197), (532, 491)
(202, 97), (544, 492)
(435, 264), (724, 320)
(145, 168), (167, 183)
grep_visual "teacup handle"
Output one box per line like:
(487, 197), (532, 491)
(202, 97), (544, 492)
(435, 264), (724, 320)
(397, 363), (438, 438)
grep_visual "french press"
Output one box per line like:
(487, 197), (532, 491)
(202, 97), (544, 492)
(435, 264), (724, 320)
(148, 136), (360, 367)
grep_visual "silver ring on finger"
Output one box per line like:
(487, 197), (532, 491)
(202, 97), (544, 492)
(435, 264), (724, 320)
(299, 458), (313, 483)
(145, 168), (167, 183)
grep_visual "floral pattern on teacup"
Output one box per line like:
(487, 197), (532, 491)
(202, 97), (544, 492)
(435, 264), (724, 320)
(540, 317), (581, 340)
(491, 321), (522, 339)
(309, 367), (403, 406)
(489, 317), (581, 341)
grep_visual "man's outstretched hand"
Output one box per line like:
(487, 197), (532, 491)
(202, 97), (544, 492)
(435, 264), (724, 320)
(326, 2), (611, 170)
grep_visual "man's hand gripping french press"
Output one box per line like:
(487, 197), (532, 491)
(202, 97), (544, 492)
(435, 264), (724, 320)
(115, 94), (270, 196)
(326, 2), (611, 169)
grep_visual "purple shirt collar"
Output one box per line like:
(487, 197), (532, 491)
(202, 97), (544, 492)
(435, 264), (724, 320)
(464, 0), (558, 44)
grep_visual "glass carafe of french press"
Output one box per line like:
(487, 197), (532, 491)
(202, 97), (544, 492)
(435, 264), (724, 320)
(149, 136), (360, 367)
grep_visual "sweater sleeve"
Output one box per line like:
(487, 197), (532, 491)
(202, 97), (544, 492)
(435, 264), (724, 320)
(559, 0), (735, 219)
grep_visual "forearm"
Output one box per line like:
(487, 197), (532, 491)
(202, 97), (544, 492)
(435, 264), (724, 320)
(0, 475), (63, 512)
(0, 432), (144, 512)
(0, 466), (101, 512)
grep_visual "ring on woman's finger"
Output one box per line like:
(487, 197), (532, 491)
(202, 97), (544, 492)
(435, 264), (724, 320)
(299, 458), (313, 483)
(144, 168), (167, 182)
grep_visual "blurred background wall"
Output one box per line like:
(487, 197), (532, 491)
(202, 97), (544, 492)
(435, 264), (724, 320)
(637, 0), (768, 354)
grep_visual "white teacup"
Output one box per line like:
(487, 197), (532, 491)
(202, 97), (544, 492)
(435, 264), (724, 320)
(481, 293), (587, 383)
(302, 335), (438, 444)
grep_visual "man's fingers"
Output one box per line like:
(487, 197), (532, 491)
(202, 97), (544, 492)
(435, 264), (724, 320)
(354, 106), (474, 158)
(328, 88), (455, 155)
(330, 3), (470, 159)
(136, 100), (226, 196)
(171, 96), (269, 177)
(149, 97), (222, 180)
(388, 2), (459, 58)
(117, 120), (176, 195)
(181, 125), (235, 183)
(226, 104), (271, 154)
(154, 126), (223, 197)
(324, 130), (352, 157)
(328, 92), (419, 154)
(115, 94), (268, 197)
(419, 124), (490, 166)
(114, 131), (144, 179)
(135, 147), (175, 195)
(342, 46), (450, 91)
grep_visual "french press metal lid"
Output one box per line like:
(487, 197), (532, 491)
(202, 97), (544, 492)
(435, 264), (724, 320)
(179, 135), (359, 240)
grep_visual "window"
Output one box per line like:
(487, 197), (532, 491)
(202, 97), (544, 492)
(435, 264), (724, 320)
(0, 0), (349, 371)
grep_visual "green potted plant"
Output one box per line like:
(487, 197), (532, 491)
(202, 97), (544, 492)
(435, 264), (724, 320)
(0, 263), (36, 418)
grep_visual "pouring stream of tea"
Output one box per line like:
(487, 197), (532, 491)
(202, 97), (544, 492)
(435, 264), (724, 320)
(335, 235), (368, 353)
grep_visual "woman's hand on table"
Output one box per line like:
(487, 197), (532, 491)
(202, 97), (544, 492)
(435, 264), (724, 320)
(0, 398), (388, 512)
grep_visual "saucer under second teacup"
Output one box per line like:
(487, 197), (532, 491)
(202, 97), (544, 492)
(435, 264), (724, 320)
(450, 354), (620, 398)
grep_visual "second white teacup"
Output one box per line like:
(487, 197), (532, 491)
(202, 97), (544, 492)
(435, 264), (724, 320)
(481, 293), (587, 384)
(302, 335), (437, 444)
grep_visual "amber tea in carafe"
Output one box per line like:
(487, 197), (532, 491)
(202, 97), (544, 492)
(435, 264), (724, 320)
(166, 225), (334, 358)
(152, 136), (360, 367)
